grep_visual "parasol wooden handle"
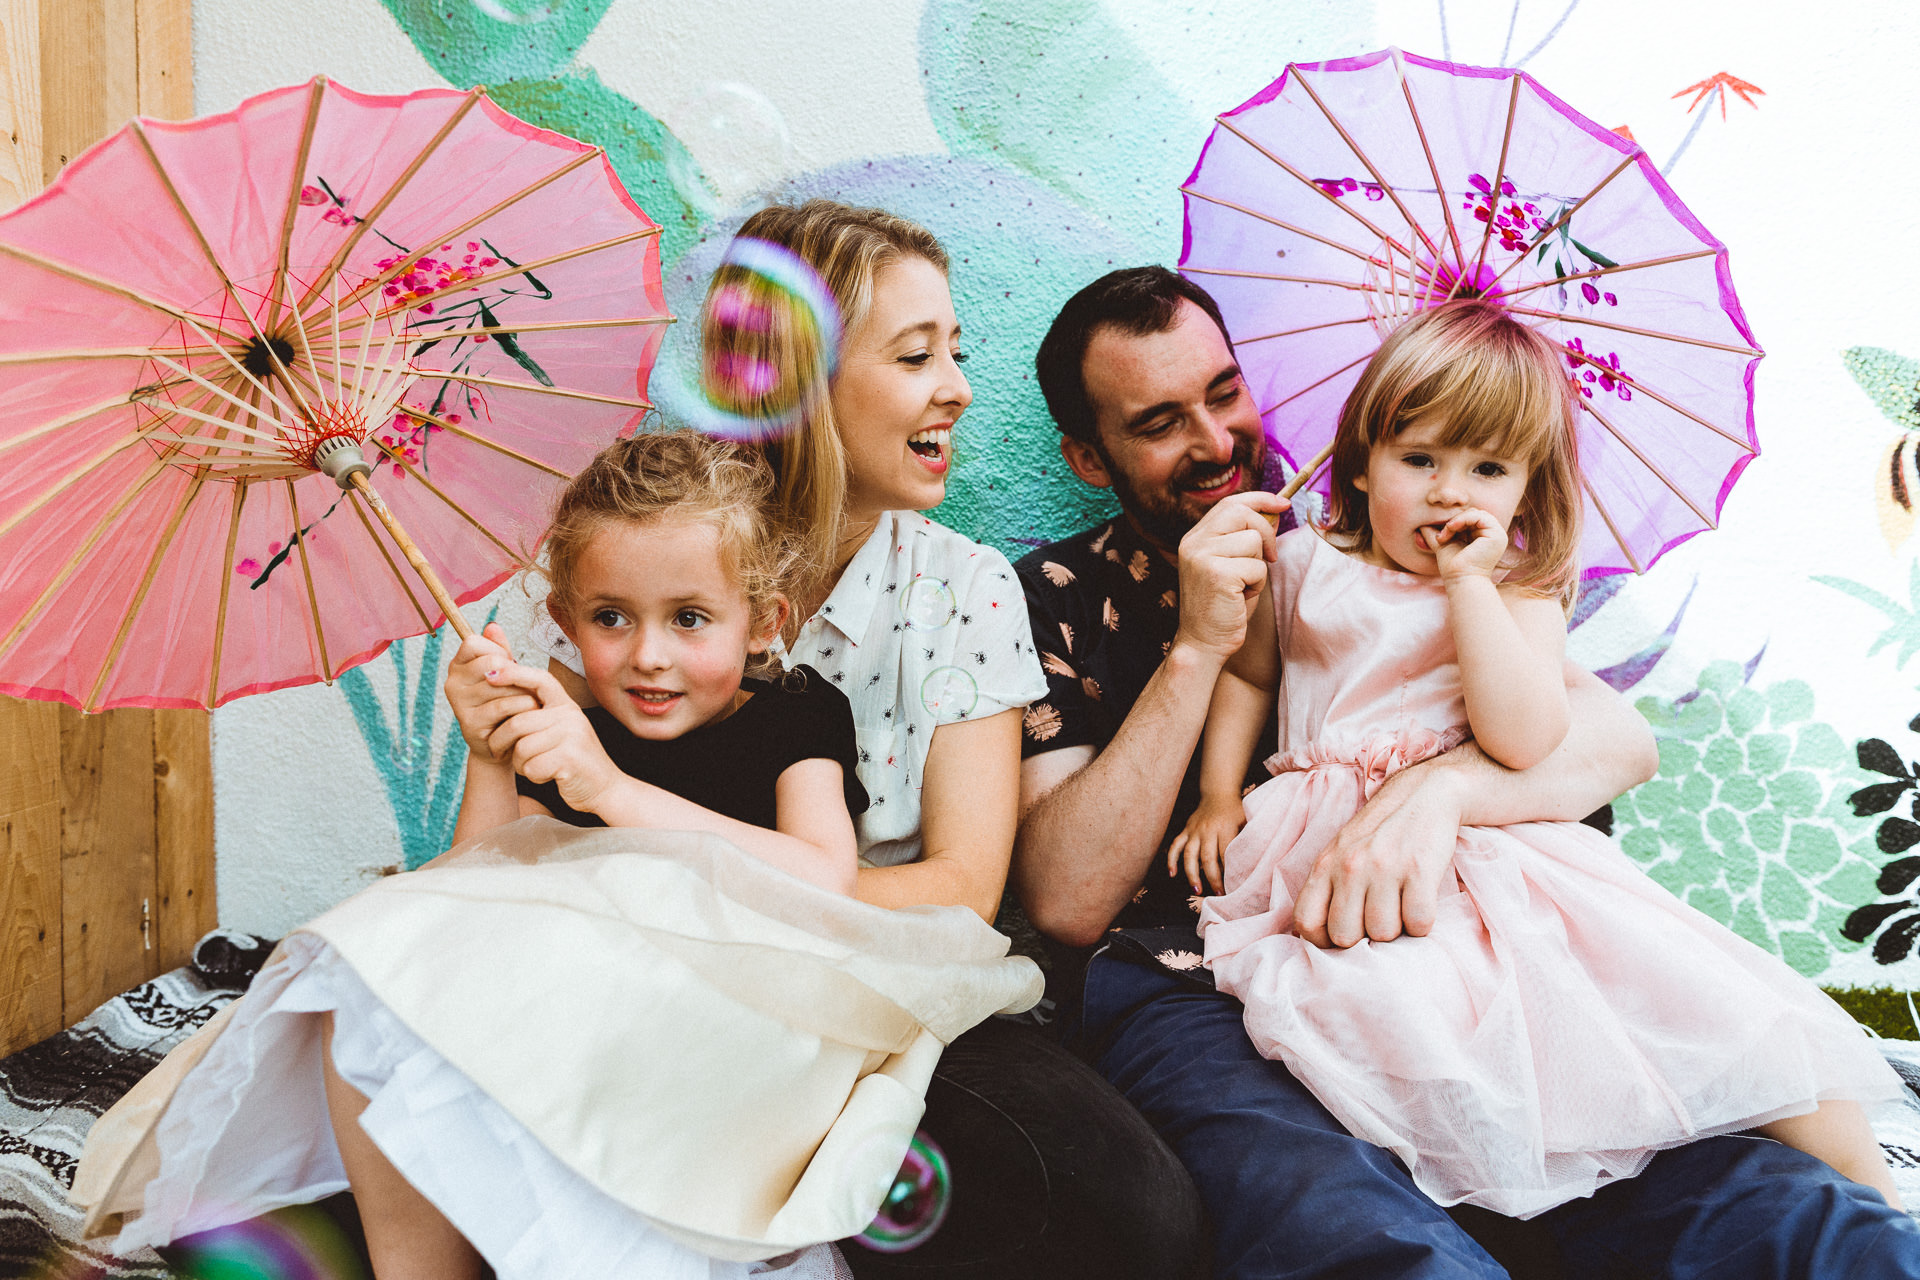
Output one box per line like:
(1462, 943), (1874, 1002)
(1279, 441), (1334, 500)
(347, 470), (476, 642)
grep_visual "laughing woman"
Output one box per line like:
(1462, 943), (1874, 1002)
(535, 201), (1207, 1280)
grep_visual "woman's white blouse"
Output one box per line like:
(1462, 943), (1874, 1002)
(532, 510), (1047, 867)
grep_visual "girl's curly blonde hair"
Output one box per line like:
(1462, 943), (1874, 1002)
(543, 429), (804, 643)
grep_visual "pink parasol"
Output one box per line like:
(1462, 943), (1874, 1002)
(1179, 48), (1762, 578)
(0, 77), (670, 711)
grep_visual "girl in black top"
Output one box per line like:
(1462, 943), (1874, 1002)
(445, 429), (866, 893)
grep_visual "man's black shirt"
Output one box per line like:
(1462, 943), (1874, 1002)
(1015, 514), (1281, 932)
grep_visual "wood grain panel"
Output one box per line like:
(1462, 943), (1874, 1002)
(58, 705), (158, 1023)
(0, 0), (40, 208)
(37, 0), (103, 185)
(153, 708), (213, 972)
(133, 0), (188, 119)
(0, 698), (61, 1055)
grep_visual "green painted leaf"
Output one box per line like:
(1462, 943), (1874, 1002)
(1765, 679), (1815, 725)
(1767, 771), (1822, 818)
(1778, 930), (1832, 977)
(1570, 237), (1619, 269)
(1762, 865), (1812, 922)
(1842, 346), (1920, 432)
(1731, 899), (1773, 948)
(1630, 777), (1681, 819)
(1745, 807), (1786, 852)
(1784, 822), (1844, 878)
(487, 70), (716, 267)
(1790, 723), (1847, 769)
(1725, 686), (1767, 735)
(375, 0), (614, 84)
(1702, 735), (1744, 779)
(1687, 885), (1734, 925)
(1717, 774), (1766, 812)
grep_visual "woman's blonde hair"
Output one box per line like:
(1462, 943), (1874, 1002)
(544, 429), (800, 646)
(704, 200), (949, 610)
(1325, 301), (1583, 603)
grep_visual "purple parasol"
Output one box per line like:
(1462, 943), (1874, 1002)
(1179, 47), (1762, 578)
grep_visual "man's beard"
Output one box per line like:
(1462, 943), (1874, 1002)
(1101, 434), (1262, 552)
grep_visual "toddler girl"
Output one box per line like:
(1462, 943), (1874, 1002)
(1172, 301), (1904, 1217)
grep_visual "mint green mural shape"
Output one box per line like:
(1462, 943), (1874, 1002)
(375, 0), (615, 85)
(1612, 661), (1880, 977)
(1844, 346), (1920, 433)
(489, 70), (717, 266)
(339, 618), (483, 870)
(920, 0), (1203, 260)
(1813, 562), (1920, 674)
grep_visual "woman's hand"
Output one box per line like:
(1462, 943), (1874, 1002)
(445, 623), (542, 761)
(1167, 792), (1245, 895)
(1427, 508), (1508, 582)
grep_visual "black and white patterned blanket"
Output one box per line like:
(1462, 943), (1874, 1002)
(11, 937), (1920, 1279)
(0, 934), (264, 1280)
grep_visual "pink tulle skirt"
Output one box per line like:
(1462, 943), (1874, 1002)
(1199, 742), (1903, 1218)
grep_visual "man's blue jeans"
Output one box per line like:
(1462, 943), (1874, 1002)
(1081, 952), (1920, 1279)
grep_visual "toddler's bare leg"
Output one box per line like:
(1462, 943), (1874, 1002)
(321, 1014), (488, 1280)
(1757, 1101), (1903, 1210)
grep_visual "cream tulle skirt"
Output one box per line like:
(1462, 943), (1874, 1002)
(73, 819), (1044, 1279)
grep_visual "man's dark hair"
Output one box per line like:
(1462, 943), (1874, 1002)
(1035, 266), (1235, 444)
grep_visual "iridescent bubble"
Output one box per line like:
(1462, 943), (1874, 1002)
(920, 666), (978, 719)
(854, 1129), (952, 1254)
(669, 82), (793, 206)
(653, 237), (841, 443)
(899, 577), (957, 631)
(162, 1201), (371, 1278)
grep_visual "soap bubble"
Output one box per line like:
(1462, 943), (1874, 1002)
(655, 236), (841, 443)
(669, 82), (793, 206)
(899, 577), (957, 631)
(853, 1129), (952, 1254)
(920, 666), (978, 719)
(159, 1201), (371, 1278)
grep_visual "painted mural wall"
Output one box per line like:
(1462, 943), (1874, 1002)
(198, 0), (1920, 990)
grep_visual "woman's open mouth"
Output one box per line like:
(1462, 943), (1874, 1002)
(908, 426), (951, 472)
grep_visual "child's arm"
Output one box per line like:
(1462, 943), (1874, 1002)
(1433, 509), (1570, 771)
(1167, 581), (1281, 893)
(445, 623), (553, 845)
(482, 663), (857, 893)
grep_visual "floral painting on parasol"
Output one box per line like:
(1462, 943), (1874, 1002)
(1179, 47), (1762, 580)
(0, 76), (671, 712)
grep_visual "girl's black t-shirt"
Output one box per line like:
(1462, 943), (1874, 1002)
(516, 665), (869, 831)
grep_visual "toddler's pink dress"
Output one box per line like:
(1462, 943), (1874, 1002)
(1198, 528), (1901, 1218)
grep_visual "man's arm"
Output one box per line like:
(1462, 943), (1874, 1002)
(1292, 661), (1658, 949)
(1015, 493), (1285, 947)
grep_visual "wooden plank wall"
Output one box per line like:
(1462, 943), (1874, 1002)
(0, 0), (206, 1058)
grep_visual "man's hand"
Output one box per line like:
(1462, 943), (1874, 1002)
(1293, 761), (1466, 948)
(1172, 491), (1289, 662)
